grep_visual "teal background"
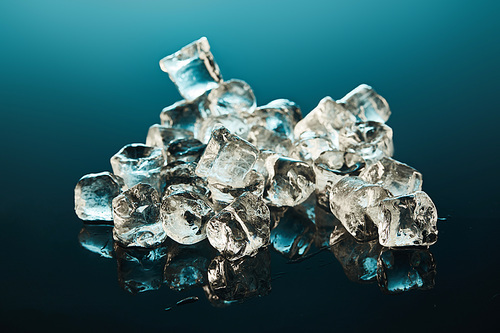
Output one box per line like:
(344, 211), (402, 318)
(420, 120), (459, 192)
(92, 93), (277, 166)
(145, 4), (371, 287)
(1, 1), (499, 332)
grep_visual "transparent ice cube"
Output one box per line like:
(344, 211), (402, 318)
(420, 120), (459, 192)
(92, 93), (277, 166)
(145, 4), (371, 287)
(338, 84), (391, 123)
(112, 183), (166, 248)
(74, 171), (124, 221)
(199, 79), (256, 118)
(159, 37), (222, 101)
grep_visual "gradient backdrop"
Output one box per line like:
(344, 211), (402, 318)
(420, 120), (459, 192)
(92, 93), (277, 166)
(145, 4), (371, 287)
(1, 0), (499, 332)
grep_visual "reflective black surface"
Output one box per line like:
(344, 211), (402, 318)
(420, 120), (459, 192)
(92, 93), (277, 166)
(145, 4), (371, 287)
(1, 0), (499, 332)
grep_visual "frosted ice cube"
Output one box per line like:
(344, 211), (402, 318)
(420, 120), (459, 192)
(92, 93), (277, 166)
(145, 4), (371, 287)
(265, 156), (316, 207)
(145, 124), (193, 153)
(208, 169), (265, 206)
(313, 151), (365, 208)
(377, 247), (436, 294)
(374, 191), (438, 247)
(196, 126), (259, 188)
(160, 183), (214, 245)
(110, 143), (165, 192)
(199, 79), (256, 118)
(206, 193), (270, 260)
(165, 138), (206, 163)
(74, 172), (124, 221)
(294, 96), (356, 145)
(339, 121), (394, 164)
(160, 99), (203, 133)
(115, 244), (168, 294)
(291, 133), (337, 163)
(359, 157), (422, 196)
(338, 84), (391, 123)
(329, 176), (390, 242)
(112, 184), (166, 248)
(194, 113), (250, 144)
(159, 37), (222, 101)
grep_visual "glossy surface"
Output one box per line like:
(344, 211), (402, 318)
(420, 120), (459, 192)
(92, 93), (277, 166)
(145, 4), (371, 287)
(1, 0), (499, 331)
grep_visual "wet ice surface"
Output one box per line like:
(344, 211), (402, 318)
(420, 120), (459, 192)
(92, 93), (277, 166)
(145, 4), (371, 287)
(75, 36), (442, 307)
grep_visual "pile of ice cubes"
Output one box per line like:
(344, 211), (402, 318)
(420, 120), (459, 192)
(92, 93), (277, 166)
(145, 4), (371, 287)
(75, 37), (439, 292)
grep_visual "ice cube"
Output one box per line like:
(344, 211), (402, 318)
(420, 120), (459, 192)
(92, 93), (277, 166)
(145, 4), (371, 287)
(145, 124), (193, 153)
(329, 176), (390, 242)
(78, 224), (114, 258)
(110, 143), (165, 192)
(261, 98), (302, 125)
(199, 79), (256, 118)
(313, 151), (365, 209)
(160, 161), (206, 192)
(112, 183), (166, 248)
(115, 244), (168, 294)
(196, 126), (259, 188)
(74, 172), (124, 221)
(163, 240), (216, 291)
(194, 113), (250, 144)
(338, 84), (391, 123)
(331, 231), (382, 283)
(377, 247), (436, 294)
(165, 138), (206, 164)
(159, 37), (222, 101)
(339, 121), (394, 164)
(160, 99), (203, 133)
(270, 207), (316, 260)
(291, 133), (337, 163)
(206, 248), (271, 305)
(206, 192), (270, 260)
(359, 157), (422, 196)
(374, 191), (438, 247)
(265, 156), (316, 207)
(294, 96), (356, 145)
(247, 125), (293, 156)
(208, 169), (265, 206)
(247, 100), (296, 140)
(160, 183), (214, 245)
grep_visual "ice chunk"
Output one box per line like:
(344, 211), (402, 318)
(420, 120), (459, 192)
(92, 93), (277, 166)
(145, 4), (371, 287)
(265, 156), (316, 207)
(338, 84), (391, 123)
(247, 125), (293, 156)
(145, 124), (193, 153)
(291, 134), (336, 163)
(206, 193), (270, 260)
(160, 99), (202, 133)
(313, 151), (365, 208)
(196, 126), (259, 188)
(165, 138), (206, 163)
(206, 248), (271, 305)
(208, 170), (265, 206)
(330, 231), (382, 283)
(160, 161), (203, 190)
(262, 98), (302, 125)
(159, 37), (222, 101)
(377, 247), (436, 294)
(164, 240), (216, 291)
(339, 121), (394, 164)
(110, 143), (165, 192)
(374, 191), (438, 247)
(199, 79), (256, 118)
(194, 113), (250, 144)
(115, 244), (168, 294)
(112, 183), (166, 248)
(359, 157), (422, 196)
(294, 97), (356, 145)
(160, 183), (214, 245)
(78, 224), (114, 258)
(270, 206), (316, 260)
(329, 176), (390, 242)
(74, 172), (124, 221)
